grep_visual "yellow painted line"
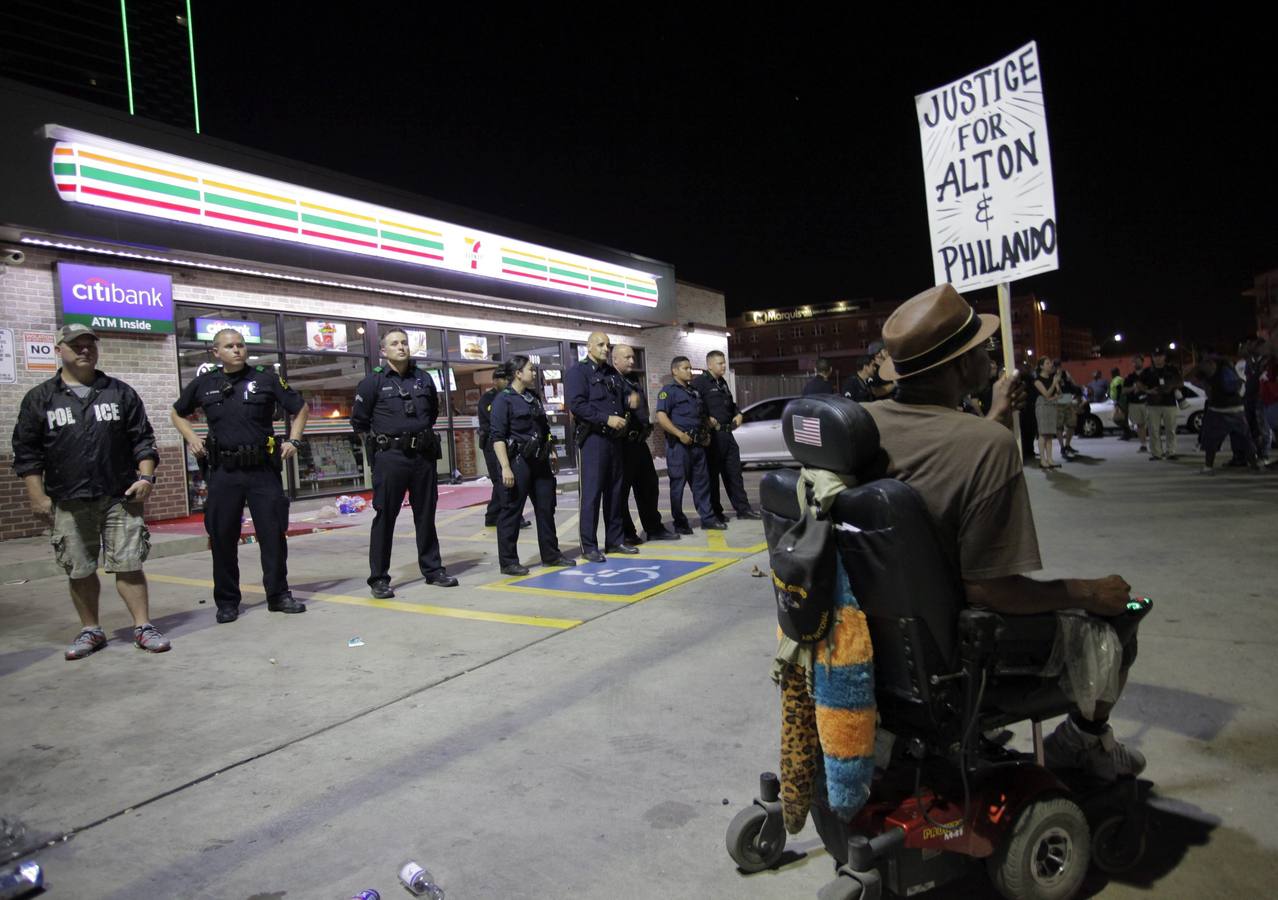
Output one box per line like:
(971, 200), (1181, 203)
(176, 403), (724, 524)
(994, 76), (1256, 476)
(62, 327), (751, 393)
(300, 200), (376, 222)
(380, 218), (442, 237)
(203, 178), (295, 205)
(480, 553), (738, 603)
(79, 150), (197, 182)
(145, 573), (577, 629)
(705, 530), (768, 554)
(301, 591), (579, 629)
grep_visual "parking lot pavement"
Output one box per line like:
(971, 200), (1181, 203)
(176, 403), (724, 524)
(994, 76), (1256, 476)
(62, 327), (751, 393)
(2, 438), (1276, 897)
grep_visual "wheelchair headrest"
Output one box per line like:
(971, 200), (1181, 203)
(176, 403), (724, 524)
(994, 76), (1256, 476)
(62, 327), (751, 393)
(781, 396), (881, 476)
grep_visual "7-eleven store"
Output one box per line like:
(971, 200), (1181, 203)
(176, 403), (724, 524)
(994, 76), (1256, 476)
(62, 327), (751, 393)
(0, 81), (727, 538)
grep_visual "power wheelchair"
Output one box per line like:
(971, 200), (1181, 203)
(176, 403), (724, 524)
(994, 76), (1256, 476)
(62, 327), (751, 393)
(726, 396), (1151, 900)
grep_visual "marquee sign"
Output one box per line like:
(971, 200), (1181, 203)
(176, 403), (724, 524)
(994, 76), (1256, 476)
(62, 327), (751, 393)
(49, 130), (660, 308)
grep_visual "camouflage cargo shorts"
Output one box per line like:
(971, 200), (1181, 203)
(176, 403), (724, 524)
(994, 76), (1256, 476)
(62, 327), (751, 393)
(50, 497), (151, 579)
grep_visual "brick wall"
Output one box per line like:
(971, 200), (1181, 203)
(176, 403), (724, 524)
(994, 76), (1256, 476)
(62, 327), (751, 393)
(1, 250), (187, 540)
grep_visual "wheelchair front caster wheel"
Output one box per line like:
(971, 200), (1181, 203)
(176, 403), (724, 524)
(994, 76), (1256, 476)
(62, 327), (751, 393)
(1090, 812), (1147, 875)
(987, 796), (1090, 900)
(726, 806), (786, 873)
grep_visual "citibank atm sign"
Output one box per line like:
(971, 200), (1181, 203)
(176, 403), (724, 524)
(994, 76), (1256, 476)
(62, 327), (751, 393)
(56, 263), (175, 334)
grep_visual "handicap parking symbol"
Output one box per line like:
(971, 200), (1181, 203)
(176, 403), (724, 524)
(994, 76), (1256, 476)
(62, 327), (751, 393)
(503, 558), (717, 598)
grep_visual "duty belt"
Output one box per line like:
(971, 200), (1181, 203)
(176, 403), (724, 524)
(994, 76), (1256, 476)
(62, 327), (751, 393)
(374, 431), (433, 452)
(208, 441), (272, 470)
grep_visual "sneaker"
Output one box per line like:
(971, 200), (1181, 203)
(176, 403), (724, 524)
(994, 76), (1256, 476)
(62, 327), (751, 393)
(370, 578), (395, 600)
(1043, 717), (1146, 781)
(65, 627), (106, 660)
(133, 623), (171, 653)
(500, 563), (530, 576)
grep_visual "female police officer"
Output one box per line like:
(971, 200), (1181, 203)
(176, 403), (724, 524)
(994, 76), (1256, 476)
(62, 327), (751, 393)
(490, 356), (576, 576)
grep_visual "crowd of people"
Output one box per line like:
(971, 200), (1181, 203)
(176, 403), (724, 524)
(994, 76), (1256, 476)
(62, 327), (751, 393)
(12, 325), (761, 658)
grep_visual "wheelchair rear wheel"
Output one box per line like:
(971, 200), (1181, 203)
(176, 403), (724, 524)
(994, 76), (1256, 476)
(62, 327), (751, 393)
(987, 796), (1090, 900)
(726, 806), (786, 873)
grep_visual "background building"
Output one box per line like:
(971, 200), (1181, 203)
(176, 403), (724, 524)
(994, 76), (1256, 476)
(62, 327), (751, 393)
(727, 291), (1094, 382)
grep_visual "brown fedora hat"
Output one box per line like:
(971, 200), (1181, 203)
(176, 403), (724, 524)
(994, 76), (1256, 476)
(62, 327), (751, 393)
(878, 284), (1000, 381)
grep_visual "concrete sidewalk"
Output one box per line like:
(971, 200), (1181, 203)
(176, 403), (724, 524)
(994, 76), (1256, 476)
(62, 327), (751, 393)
(1, 437), (1276, 898)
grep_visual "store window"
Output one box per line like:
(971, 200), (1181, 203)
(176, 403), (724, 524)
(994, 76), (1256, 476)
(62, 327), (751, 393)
(446, 329), (502, 362)
(377, 324), (443, 360)
(283, 315), (368, 356)
(175, 306), (279, 348)
(283, 354), (369, 498)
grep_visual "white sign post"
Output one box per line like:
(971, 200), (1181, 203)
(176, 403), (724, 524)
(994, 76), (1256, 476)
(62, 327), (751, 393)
(916, 41), (1058, 374)
(0, 329), (15, 384)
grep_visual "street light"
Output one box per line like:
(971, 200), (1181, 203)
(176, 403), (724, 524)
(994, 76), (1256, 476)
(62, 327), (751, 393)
(1169, 341), (1177, 350)
(1113, 333), (1124, 343)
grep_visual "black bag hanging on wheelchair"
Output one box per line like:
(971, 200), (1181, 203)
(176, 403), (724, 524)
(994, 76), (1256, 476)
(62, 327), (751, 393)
(770, 479), (838, 644)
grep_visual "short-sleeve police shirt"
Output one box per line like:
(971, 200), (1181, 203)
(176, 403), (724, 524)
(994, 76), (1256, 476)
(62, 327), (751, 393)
(656, 381), (706, 433)
(173, 365), (303, 446)
(350, 364), (439, 435)
(490, 387), (547, 445)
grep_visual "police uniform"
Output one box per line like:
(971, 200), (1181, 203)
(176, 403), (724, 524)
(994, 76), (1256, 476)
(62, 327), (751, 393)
(477, 385), (505, 526)
(351, 362), (453, 587)
(173, 364), (304, 616)
(489, 386), (567, 568)
(565, 357), (628, 555)
(691, 371), (757, 521)
(655, 381), (719, 530)
(618, 372), (675, 542)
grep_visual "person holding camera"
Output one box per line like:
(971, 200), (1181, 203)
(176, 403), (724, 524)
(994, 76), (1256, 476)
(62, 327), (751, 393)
(489, 356), (577, 575)
(171, 327), (309, 623)
(351, 328), (456, 597)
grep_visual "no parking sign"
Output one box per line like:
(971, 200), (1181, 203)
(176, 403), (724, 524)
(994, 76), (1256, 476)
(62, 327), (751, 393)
(24, 331), (56, 373)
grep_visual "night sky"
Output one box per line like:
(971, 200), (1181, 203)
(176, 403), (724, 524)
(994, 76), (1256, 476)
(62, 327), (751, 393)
(195, 10), (1276, 351)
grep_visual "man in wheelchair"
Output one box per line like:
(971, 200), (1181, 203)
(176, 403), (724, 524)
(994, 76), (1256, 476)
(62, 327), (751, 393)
(728, 284), (1149, 899)
(865, 283), (1143, 781)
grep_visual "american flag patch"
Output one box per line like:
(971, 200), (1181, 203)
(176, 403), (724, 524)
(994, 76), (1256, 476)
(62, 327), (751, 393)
(792, 414), (823, 447)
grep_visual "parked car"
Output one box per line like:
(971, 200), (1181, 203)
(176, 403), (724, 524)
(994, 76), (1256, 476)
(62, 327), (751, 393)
(1078, 385), (1205, 437)
(734, 395), (799, 466)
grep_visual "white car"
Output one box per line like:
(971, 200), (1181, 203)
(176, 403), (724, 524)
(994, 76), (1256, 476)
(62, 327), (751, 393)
(733, 395), (800, 465)
(1078, 385), (1206, 438)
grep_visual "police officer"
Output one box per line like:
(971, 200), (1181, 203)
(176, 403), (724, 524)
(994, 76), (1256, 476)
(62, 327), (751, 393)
(477, 364), (528, 530)
(565, 331), (637, 562)
(352, 328), (457, 597)
(14, 324), (171, 658)
(490, 355), (577, 575)
(171, 328), (308, 623)
(611, 344), (679, 544)
(692, 350), (761, 523)
(655, 356), (727, 534)
(802, 357), (838, 395)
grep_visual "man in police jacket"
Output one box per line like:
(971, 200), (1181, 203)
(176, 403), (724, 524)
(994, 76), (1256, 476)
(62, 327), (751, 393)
(352, 328), (457, 597)
(691, 350), (761, 522)
(13, 324), (171, 658)
(171, 328), (309, 623)
(565, 331), (637, 562)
